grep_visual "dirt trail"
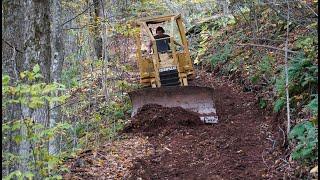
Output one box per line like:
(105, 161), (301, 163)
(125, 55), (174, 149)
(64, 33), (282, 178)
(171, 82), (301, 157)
(126, 70), (283, 179)
(63, 70), (283, 179)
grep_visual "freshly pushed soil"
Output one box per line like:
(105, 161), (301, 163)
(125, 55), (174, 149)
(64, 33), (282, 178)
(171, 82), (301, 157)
(123, 104), (203, 136)
(127, 71), (283, 179)
(62, 71), (283, 179)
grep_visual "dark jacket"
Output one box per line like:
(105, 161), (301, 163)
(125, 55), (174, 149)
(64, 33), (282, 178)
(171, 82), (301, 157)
(154, 34), (170, 53)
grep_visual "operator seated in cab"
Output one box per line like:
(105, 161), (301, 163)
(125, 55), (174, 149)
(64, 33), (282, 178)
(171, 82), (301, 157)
(148, 26), (171, 53)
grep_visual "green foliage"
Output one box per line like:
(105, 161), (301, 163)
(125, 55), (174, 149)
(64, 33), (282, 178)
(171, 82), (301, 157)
(210, 43), (233, 68)
(99, 96), (131, 138)
(216, 15), (237, 27)
(259, 55), (273, 75)
(295, 36), (318, 60)
(306, 94), (318, 117)
(250, 74), (260, 84)
(289, 121), (318, 162)
(61, 54), (81, 88)
(113, 23), (140, 37)
(44, 175), (63, 180)
(3, 170), (34, 180)
(274, 98), (285, 112)
(2, 65), (71, 178)
(249, 55), (274, 85)
(273, 54), (318, 112)
(288, 54), (317, 93)
(3, 74), (10, 85)
(258, 98), (267, 109)
(128, 0), (169, 17)
(3, 64), (69, 107)
(2, 121), (71, 178)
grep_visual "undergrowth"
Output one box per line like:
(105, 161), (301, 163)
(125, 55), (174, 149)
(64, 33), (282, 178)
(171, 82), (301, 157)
(191, 1), (318, 175)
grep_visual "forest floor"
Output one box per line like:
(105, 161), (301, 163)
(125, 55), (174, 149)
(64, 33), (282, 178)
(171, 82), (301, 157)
(63, 67), (287, 179)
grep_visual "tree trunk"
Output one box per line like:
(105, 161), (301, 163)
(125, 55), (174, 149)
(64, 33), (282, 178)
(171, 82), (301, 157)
(49, 0), (65, 155)
(2, 0), (25, 175)
(92, 0), (103, 60)
(20, 0), (52, 174)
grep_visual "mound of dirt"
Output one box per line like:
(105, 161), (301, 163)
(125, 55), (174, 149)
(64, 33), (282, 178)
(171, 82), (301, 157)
(125, 71), (285, 179)
(123, 104), (203, 136)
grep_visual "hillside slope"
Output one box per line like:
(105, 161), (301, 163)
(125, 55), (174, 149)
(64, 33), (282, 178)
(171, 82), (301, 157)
(63, 68), (288, 179)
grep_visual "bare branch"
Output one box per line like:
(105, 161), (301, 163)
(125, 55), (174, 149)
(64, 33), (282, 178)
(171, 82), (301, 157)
(298, 0), (318, 17)
(63, 24), (88, 30)
(61, 3), (96, 27)
(236, 43), (298, 53)
(2, 38), (24, 53)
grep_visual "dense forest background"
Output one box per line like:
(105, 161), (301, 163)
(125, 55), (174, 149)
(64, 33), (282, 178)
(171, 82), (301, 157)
(2, 0), (318, 179)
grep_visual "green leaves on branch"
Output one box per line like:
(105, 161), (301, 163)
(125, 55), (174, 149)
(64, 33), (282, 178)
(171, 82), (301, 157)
(3, 75), (10, 85)
(273, 54), (318, 113)
(2, 64), (70, 109)
(2, 119), (72, 178)
(289, 121), (318, 161)
(20, 65), (43, 81)
(274, 98), (285, 113)
(295, 36), (318, 60)
(306, 94), (318, 118)
(3, 170), (34, 180)
(113, 23), (140, 37)
(33, 64), (40, 73)
(2, 64), (71, 178)
(216, 15), (236, 27)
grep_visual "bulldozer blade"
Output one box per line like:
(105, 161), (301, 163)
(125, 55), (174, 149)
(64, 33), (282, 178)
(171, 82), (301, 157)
(128, 86), (218, 123)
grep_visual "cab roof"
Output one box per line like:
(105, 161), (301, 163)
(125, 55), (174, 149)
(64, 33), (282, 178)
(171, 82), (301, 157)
(136, 13), (181, 25)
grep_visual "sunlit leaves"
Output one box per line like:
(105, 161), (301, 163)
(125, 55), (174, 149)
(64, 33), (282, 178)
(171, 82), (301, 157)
(3, 65), (69, 109)
(2, 170), (35, 180)
(3, 75), (10, 85)
(2, 64), (71, 178)
(112, 23), (140, 37)
(33, 64), (40, 73)
(3, 118), (72, 179)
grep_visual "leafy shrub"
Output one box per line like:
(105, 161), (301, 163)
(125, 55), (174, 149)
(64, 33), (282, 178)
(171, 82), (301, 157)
(61, 55), (81, 88)
(273, 54), (318, 112)
(258, 98), (267, 109)
(289, 121), (318, 162)
(250, 55), (274, 85)
(259, 55), (273, 76)
(2, 65), (70, 178)
(2, 170), (35, 180)
(306, 94), (318, 117)
(274, 97), (285, 113)
(210, 43), (233, 68)
(295, 36), (318, 60)
(215, 15), (236, 27)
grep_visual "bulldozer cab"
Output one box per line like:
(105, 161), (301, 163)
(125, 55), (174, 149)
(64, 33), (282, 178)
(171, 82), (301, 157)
(135, 14), (195, 88)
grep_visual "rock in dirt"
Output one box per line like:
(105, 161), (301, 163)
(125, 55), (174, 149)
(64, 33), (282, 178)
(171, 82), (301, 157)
(122, 104), (203, 135)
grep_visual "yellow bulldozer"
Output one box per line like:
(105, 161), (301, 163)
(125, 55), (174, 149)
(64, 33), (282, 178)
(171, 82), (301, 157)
(129, 14), (218, 123)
